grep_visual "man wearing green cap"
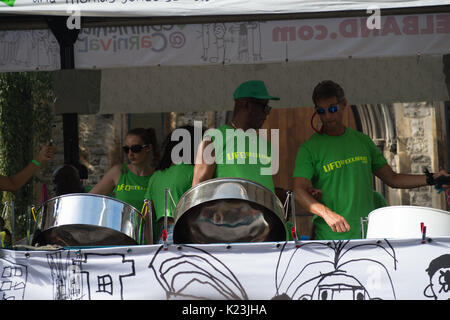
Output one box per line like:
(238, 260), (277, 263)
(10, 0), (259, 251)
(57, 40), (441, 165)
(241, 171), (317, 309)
(192, 80), (279, 192)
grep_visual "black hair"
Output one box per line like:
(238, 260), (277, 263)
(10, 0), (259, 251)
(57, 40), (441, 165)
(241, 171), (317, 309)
(127, 127), (157, 147)
(52, 164), (84, 196)
(312, 80), (346, 106)
(426, 254), (450, 277)
(156, 125), (206, 171)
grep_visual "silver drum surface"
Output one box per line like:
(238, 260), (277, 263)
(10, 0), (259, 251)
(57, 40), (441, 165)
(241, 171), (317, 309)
(32, 193), (144, 246)
(173, 178), (286, 244)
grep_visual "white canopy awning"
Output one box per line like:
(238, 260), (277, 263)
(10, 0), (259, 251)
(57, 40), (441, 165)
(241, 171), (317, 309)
(1, 0), (450, 17)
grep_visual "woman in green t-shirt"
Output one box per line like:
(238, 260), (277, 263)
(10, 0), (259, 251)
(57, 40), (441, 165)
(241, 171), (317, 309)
(145, 125), (205, 244)
(89, 128), (158, 212)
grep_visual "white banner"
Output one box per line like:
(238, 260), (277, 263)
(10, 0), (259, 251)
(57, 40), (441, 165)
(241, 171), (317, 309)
(1, 13), (449, 73)
(1, 1), (449, 17)
(74, 13), (450, 69)
(0, 29), (60, 72)
(1, 238), (449, 300)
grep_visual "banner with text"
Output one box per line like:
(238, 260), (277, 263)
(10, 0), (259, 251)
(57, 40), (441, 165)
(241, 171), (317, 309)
(74, 13), (450, 69)
(1, 13), (449, 73)
(1, 1), (449, 17)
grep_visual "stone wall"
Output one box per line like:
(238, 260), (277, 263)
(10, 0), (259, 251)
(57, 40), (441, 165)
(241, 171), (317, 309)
(387, 102), (443, 208)
(44, 113), (125, 198)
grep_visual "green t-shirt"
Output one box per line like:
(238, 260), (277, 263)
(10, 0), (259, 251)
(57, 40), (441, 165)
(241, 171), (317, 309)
(144, 163), (194, 221)
(114, 163), (152, 211)
(209, 124), (275, 193)
(293, 127), (387, 240)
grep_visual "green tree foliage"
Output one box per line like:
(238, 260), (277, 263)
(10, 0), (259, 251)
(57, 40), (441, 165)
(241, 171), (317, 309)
(0, 72), (54, 241)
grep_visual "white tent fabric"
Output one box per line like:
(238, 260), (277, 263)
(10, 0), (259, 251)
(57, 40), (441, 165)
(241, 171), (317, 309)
(93, 55), (448, 114)
(1, 0), (450, 17)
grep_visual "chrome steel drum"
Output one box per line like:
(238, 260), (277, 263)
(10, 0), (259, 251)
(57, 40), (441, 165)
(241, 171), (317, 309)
(173, 178), (286, 244)
(366, 205), (450, 239)
(32, 193), (144, 246)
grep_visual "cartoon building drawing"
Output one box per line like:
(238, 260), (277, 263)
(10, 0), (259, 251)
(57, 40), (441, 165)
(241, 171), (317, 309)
(424, 254), (450, 300)
(273, 240), (398, 300)
(47, 251), (135, 300)
(149, 245), (248, 300)
(0, 257), (27, 300)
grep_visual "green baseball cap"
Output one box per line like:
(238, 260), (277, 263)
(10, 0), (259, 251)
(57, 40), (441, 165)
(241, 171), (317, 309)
(233, 80), (280, 101)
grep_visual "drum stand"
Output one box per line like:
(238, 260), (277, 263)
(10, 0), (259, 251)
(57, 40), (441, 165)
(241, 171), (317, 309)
(360, 217), (368, 238)
(284, 191), (300, 246)
(2, 201), (14, 248)
(142, 199), (153, 245)
(163, 188), (176, 249)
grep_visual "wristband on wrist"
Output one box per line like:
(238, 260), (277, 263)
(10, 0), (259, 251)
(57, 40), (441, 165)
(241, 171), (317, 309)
(32, 159), (41, 168)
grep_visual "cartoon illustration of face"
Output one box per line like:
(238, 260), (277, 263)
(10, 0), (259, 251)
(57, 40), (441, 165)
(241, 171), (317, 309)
(213, 23), (226, 39)
(309, 273), (370, 300)
(273, 240), (397, 300)
(424, 254), (450, 300)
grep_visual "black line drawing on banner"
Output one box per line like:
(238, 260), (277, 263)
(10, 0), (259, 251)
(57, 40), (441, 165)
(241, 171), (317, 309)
(149, 245), (248, 300)
(0, 30), (59, 70)
(0, 257), (27, 300)
(199, 22), (262, 64)
(424, 254), (450, 300)
(47, 251), (135, 300)
(273, 240), (398, 300)
(47, 250), (86, 300)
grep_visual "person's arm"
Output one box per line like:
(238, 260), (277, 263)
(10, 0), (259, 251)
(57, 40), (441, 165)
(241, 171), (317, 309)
(375, 164), (450, 188)
(192, 138), (216, 187)
(0, 142), (55, 192)
(89, 164), (121, 195)
(293, 177), (350, 233)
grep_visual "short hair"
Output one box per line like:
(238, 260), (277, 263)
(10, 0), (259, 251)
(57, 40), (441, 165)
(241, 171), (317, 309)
(52, 164), (84, 196)
(426, 254), (450, 277)
(312, 80), (346, 106)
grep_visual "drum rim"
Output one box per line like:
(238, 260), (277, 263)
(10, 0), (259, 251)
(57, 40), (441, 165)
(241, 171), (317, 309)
(37, 193), (142, 214)
(176, 177), (284, 214)
(368, 205), (450, 218)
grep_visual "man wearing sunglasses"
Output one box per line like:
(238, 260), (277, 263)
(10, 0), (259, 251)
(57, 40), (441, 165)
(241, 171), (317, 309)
(293, 80), (450, 241)
(193, 80), (278, 192)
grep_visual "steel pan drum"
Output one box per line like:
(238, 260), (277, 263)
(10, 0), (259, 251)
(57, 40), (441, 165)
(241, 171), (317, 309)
(366, 205), (450, 239)
(173, 178), (286, 244)
(32, 193), (144, 246)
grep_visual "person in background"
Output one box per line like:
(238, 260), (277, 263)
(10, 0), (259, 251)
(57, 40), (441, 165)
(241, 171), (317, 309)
(145, 125), (205, 244)
(52, 164), (84, 196)
(192, 80), (279, 192)
(0, 142), (54, 248)
(89, 128), (158, 212)
(293, 80), (450, 240)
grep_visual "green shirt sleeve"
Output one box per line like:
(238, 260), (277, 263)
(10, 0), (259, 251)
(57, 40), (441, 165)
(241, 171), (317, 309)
(292, 143), (314, 180)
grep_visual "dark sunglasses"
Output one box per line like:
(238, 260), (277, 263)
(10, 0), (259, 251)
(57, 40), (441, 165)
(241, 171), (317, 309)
(250, 100), (272, 114)
(122, 144), (148, 154)
(316, 104), (339, 115)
